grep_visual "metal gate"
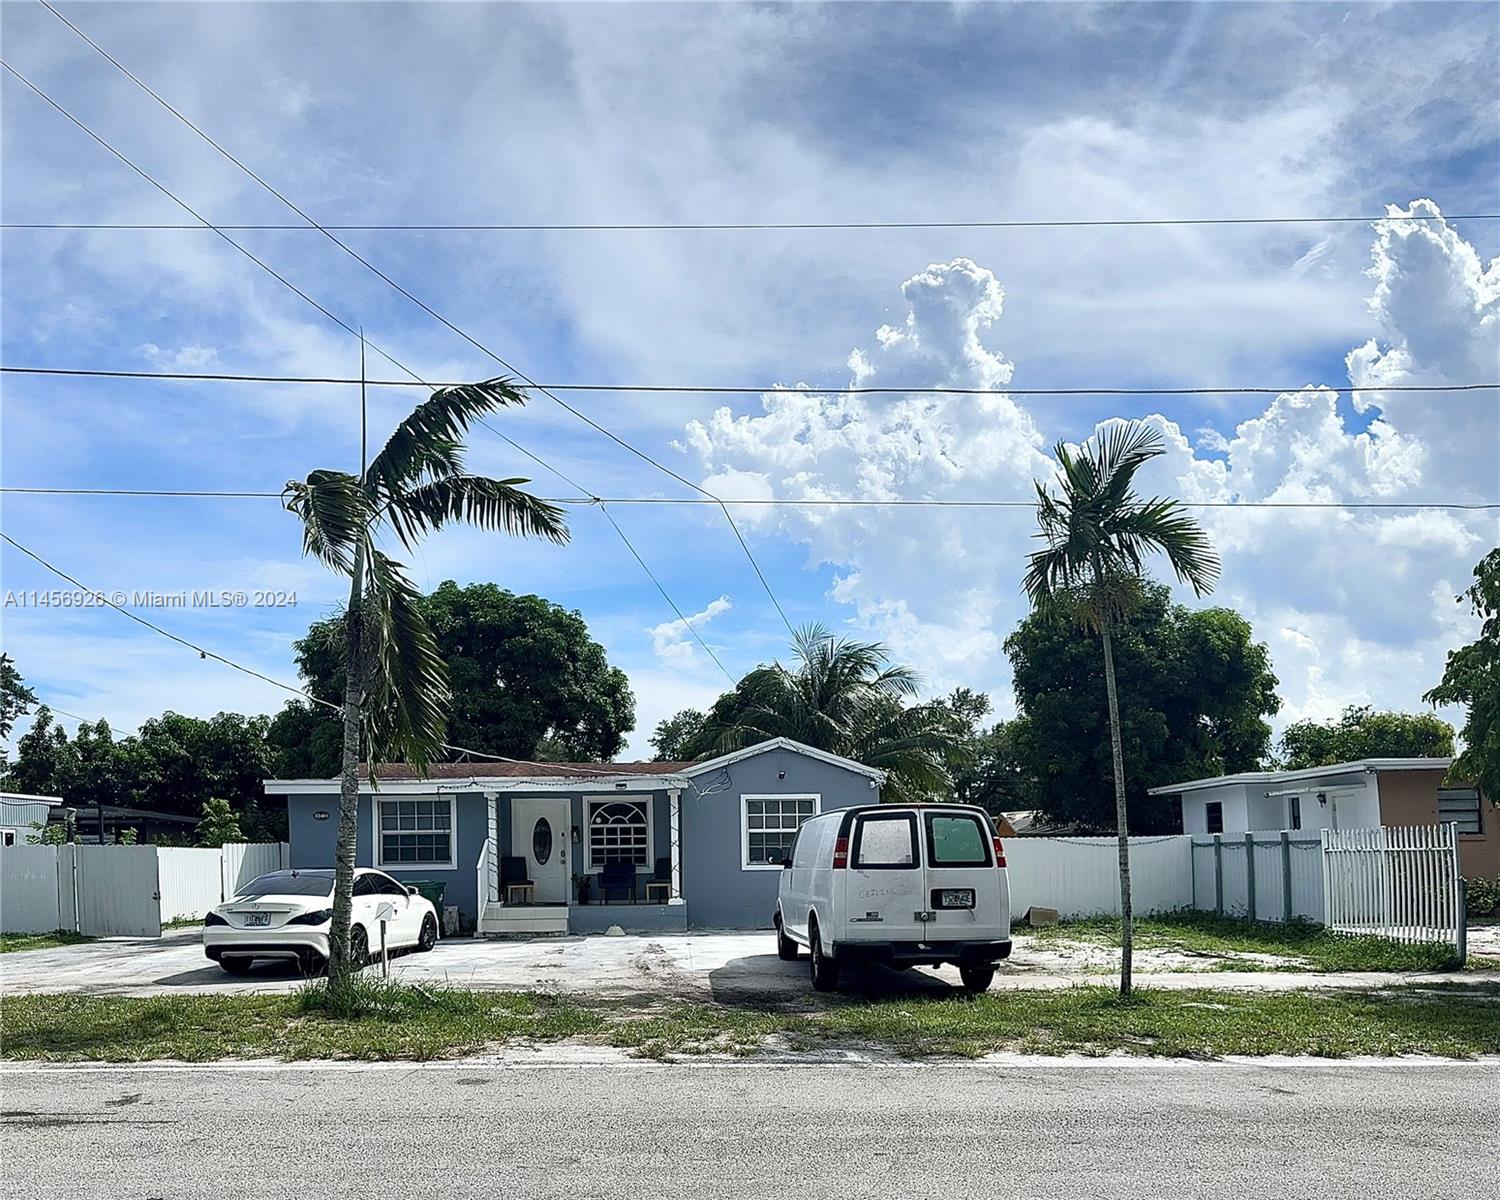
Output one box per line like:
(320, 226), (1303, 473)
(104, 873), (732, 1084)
(70, 844), (163, 937)
(1321, 824), (1461, 948)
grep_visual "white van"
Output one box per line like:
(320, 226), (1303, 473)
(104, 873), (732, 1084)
(774, 803), (1012, 992)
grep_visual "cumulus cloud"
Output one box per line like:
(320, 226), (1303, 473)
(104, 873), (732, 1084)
(650, 595), (733, 666)
(681, 216), (1497, 731)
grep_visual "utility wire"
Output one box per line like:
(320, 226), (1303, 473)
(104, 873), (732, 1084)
(37, 3), (797, 637)
(5, 214), (1499, 232)
(5, 486), (1496, 511)
(0, 529), (652, 776)
(2, 52), (736, 682)
(4, 365), (1495, 396)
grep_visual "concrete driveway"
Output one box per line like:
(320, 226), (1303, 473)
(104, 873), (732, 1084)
(2, 927), (1487, 1001)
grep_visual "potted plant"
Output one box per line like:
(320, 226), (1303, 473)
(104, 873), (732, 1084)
(573, 872), (592, 905)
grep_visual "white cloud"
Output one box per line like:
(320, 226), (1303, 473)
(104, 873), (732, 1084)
(649, 594), (733, 666)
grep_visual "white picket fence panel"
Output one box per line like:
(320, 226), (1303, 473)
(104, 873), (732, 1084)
(1, 841), (287, 936)
(1321, 824), (1461, 948)
(0, 844), (65, 933)
(1004, 835), (1194, 918)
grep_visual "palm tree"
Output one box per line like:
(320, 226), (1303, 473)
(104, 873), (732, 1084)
(283, 379), (568, 987)
(698, 624), (960, 801)
(1023, 420), (1218, 998)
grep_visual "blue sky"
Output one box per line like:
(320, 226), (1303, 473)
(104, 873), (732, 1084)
(2, 1), (1497, 756)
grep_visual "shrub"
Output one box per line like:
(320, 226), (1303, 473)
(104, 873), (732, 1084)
(1466, 875), (1500, 918)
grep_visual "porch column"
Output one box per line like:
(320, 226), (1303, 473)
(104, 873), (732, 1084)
(667, 787), (684, 904)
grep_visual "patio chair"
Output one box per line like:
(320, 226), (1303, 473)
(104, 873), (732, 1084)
(598, 860), (637, 904)
(645, 856), (673, 904)
(499, 855), (534, 906)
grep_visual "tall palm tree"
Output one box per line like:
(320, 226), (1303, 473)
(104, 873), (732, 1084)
(1023, 420), (1218, 998)
(700, 624), (960, 801)
(283, 379), (568, 987)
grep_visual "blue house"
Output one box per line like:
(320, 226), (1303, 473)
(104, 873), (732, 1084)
(266, 738), (884, 934)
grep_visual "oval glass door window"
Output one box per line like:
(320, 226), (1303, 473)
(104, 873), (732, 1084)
(532, 818), (554, 866)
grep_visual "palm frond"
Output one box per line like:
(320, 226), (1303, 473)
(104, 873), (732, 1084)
(361, 551), (450, 771)
(1110, 498), (1221, 595)
(365, 379), (529, 501)
(383, 475), (570, 551)
(282, 471), (365, 572)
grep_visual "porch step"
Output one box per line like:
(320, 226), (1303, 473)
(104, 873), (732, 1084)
(478, 902), (569, 936)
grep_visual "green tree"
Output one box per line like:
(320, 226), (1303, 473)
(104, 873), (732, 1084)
(687, 625), (961, 802)
(2, 705), (73, 796)
(196, 796), (245, 847)
(650, 709), (706, 761)
(25, 820), (65, 846)
(1007, 586), (1280, 832)
(1279, 705), (1454, 769)
(0, 653), (38, 751)
(1023, 420), (1220, 998)
(282, 379), (568, 987)
(1426, 547), (1500, 801)
(283, 582), (633, 772)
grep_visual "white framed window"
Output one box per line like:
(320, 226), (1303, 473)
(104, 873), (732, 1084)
(586, 798), (651, 870)
(376, 795), (455, 868)
(1438, 788), (1483, 836)
(741, 794), (820, 870)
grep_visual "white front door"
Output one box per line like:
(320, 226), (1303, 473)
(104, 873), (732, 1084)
(512, 797), (570, 904)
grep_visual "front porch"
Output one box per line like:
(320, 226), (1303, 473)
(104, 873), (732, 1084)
(474, 778), (686, 936)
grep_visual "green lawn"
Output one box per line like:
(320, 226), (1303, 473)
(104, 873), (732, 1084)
(0, 931), (94, 954)
(3, 979), (1497, 1062)
(1023, 911), (1464, 973)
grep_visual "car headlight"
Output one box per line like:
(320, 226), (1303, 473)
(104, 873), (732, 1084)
(287, 908), (333, 926)
(204, 911), (228, 926)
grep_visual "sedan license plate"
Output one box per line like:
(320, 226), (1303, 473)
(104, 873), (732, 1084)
(243, 913), (271, 927)
(937, 889), (975, 909)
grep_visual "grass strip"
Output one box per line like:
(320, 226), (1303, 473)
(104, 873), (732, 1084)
(0, 932), (95, 955)
(1023, 910), (1462, 972)
(3, 979), (1496, 1063)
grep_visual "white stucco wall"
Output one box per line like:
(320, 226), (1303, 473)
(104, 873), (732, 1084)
(1178, 771), (1381, 834)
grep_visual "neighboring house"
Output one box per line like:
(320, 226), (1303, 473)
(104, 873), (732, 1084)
(265, 737), (884, 934)
(1148, 759), (1497, 878)
(0, 792), (62, 846)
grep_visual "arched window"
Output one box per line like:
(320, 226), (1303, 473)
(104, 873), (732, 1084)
(588, 800), (649, 868)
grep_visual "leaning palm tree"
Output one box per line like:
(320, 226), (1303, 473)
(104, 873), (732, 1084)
(1023, 420), (1218, 998)
(283, 379), (568, 987)
(700, 624), (960, 801)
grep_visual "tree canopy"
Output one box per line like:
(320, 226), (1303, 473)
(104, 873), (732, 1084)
(276, 581), (635, 775)
(1278, 705), (1454, 770)
(1005, 583), (1280, 833)
(649, 709), (706, 761)
(1426, 548), (1500, 802)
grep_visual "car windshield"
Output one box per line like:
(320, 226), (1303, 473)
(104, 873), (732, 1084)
(237, 870), (335, 899)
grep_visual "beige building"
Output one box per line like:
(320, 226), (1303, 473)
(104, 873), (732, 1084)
(1149, 759), (1497, 879)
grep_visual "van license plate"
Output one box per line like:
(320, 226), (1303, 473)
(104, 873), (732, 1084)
(937, 889), (975, 909)
(244, 913), (271, 927)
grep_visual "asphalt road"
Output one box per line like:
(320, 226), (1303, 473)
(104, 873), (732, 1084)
(2, 1056), (1496, 1199)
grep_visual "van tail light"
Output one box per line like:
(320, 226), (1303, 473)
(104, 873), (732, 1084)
(832, 836), (849, 869)
(993, 835), (1007, 869)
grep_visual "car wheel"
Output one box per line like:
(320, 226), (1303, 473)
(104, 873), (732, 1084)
(810, 926), (840, 992)
(417, 914), (438, 953)
(959, 965), (995, 994)
(349, 924), (369, 968)
(219, 956), (254, 976)
(776, 916), (800, 961)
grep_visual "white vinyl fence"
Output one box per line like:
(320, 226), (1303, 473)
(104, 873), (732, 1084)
(1322, 825), (1462, 948)
(1190, 832), (1326, 923)
(0, 840), (287, 936)
(1005, 835), (1193, 918)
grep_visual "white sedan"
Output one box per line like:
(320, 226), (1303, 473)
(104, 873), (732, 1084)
(203, 867), (439, 975)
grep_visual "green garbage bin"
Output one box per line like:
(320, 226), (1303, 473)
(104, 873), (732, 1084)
(406, 880), (448, 931)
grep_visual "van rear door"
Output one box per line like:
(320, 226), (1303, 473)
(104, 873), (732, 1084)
(841, 809), (926, 944)
(922, 808), (1008, 941)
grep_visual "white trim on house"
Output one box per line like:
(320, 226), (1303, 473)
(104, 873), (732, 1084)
(374, 793), (457, 870)
(266, 776), (684, 796)
(582, 795), (655, 874)
(685, 737), (886, 783)
(739, 793), (821, 871)
(1147, 758), (1455, 797)
(0, 792), (64, 806)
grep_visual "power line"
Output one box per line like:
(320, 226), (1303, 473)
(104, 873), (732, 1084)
(0, 529), (657, 776)
(4, 364), (1496, 396)
(5, 486), (1496, 511)
(38, 4), (798, 638)
(5, 214), (1499, 232)
(2, 52), (738, 684)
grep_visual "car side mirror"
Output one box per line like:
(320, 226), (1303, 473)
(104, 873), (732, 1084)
(407, 885), (419, 896)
